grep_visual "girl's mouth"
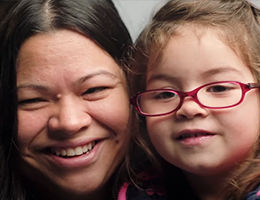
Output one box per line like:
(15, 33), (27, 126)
(175, 129), (216, 145)
(177, 132), (214, 140)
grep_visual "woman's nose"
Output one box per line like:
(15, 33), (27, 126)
(175, 97), (209, 120)
(48, 97), (91, 136)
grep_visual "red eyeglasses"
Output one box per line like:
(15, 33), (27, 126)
(131, 81), (260, 117)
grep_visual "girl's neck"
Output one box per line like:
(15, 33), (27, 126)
(183, 150), (257, 200)
(184, 171), (232, 200)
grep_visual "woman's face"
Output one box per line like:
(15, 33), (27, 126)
(16, 29), (130, 198)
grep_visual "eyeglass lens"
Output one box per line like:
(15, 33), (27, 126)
(137, 82), (243, 115)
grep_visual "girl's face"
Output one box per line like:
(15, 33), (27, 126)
(145, 27), (260, 177)
(16, 29), (130, 198)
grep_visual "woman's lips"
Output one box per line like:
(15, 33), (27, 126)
(42, 139), (105, 169)
(50, 141), (96, 158)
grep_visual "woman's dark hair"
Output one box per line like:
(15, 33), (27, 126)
(0, 0), (132, 199)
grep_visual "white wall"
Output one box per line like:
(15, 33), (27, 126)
(113, 0), (260, 41)
(251, 0), (260, 8)
(113, 0), (167, 41)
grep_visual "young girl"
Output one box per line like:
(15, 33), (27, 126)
(128, 0), (260, 199)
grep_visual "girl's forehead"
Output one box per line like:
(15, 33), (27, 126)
(149, 24), (246, 68)
(146, 25), (253, 82)
(170, 24), (226, 41)
(147, 26), (218, 67)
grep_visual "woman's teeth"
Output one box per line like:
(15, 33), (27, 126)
(51, 142), (96, 157)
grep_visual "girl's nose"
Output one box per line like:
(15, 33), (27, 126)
(48, 97), (91, 136)
(175, 97), (209, 120)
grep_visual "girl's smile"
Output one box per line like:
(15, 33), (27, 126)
(175, 129), (216, 146)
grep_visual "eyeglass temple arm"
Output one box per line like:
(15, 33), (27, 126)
(247, 83), (260, 88)
(130, 96), (137, 106)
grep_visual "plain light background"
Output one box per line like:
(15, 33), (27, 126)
(113, 0), (260, 41)
(113, 0), (167, 40)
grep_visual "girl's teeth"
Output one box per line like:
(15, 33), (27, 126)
(52, 142), (95, 157)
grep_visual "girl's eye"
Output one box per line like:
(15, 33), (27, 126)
(206, 84), (235, 93)
(207, 85), (229, 92)
(154, 91), (177, 100)
(144, 90), (177, 102)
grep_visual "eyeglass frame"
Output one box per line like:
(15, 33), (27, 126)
(130, 81), (260, 117)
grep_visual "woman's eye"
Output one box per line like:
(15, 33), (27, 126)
(18, 98), (48, 110)
(83, 87), (109, 95)
(18, 98), (46, 105)
(82, 86), (111, 101)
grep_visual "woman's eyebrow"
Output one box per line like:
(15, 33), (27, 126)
(17, 84), (49, 92)
(17, 70), (119, 91)
(76, 70), (118, 84)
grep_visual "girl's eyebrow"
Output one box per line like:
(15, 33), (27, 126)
(201, 66), (242, 78)
(147, 74), (178, 85)
(147, 66), (242, 84)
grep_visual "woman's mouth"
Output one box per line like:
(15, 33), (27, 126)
(41, 139), (105, 169)
(50, 141), (96, 158)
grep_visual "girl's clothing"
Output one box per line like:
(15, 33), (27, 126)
(117, 165), (199, 200)
(245, 185), (260, 200)
(117, 172), (167, 200)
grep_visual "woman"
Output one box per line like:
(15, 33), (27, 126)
(0, 0), (132, 199)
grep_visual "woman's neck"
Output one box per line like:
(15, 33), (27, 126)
(34, 184), (113, 200)
(22, 172), (114, 200)
(19, 160), (116, 200)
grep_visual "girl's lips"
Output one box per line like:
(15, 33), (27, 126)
(175, 129), (216, 141)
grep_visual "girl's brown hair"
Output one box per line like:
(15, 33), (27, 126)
(129, 0), (260, 199)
